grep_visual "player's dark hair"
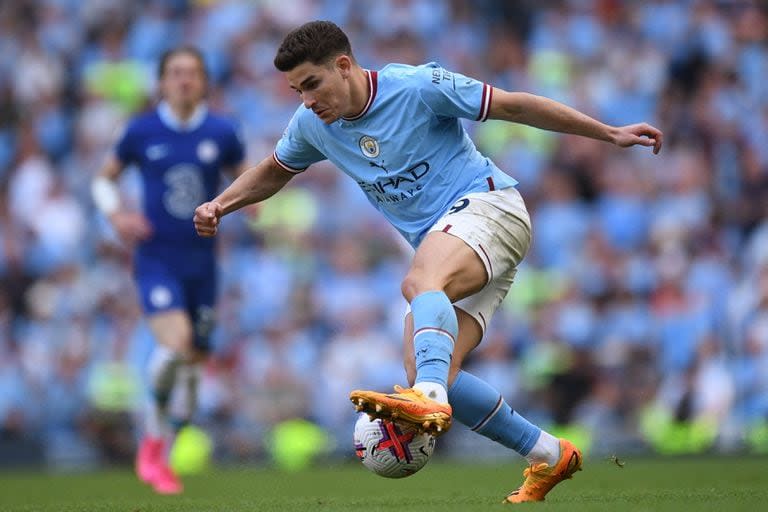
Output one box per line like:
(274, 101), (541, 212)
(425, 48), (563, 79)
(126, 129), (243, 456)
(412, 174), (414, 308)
(274, 20), (353, 71)
(158, 46), (208, 80)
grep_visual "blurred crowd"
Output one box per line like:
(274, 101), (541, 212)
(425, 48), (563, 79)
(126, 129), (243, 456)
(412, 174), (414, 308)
(2, 0), (768, 469)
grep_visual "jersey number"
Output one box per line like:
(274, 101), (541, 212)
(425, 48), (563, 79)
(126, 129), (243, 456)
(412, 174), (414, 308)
(449, 198), (470, 214)
(163, 165), (205, 219)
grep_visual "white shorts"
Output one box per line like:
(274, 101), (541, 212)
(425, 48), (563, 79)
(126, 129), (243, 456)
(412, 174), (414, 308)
(428, 186), (532, 333)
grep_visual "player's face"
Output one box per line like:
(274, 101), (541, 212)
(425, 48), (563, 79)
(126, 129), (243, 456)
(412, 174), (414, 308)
(160, 53), (207, 108)
(285, 57), (351, 124)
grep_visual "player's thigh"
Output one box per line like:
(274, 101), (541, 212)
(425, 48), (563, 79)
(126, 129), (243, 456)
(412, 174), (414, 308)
(402, 307), (483, 387)
(424, 187), (531, 303)
(147, 309), (196, 356)
(404, 231), (488, 302)
(404, 187), (531, 383)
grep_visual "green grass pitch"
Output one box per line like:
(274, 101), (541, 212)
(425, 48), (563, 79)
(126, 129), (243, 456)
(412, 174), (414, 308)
(1, 456), (767, 511)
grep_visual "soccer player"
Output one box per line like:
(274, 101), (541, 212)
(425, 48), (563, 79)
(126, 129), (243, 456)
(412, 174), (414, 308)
(92, 47), (245, 494)
(193, 21), (663, 502)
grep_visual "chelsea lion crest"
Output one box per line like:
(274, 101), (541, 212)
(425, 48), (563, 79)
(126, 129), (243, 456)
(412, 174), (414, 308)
(359, 135), (380, 158)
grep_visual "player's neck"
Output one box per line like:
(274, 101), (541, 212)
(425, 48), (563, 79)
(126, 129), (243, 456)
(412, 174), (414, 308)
(158, 100), (208, 132)
(169, 102), (199, 122)
(344, 67), (371, 119)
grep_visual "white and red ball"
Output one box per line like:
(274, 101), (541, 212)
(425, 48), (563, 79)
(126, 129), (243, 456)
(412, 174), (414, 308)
(353, 414), (436, 478)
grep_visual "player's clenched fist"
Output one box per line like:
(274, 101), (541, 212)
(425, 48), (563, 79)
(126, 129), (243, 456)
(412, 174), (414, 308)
(194, 201), (223, 237)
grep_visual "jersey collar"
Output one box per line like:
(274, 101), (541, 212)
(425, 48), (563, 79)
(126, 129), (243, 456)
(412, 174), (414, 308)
(157, 101), (208, 132)
(341, 70), (378, 121)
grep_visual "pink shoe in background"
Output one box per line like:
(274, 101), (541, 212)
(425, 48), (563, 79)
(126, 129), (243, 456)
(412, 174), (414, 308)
(136, 436), (183, 494)
(150, 463), (184, 495)
(136, 437), (164, 484)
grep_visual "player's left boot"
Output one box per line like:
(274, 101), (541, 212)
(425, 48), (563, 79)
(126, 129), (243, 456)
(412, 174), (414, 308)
(503, 439), (582, 503)
(349, 385), (452, 436)
(136, 436), (164, 484)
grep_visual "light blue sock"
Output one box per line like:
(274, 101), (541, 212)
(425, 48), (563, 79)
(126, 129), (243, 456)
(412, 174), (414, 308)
(448, 370), (541, 456)
(411, 291), (458, 389)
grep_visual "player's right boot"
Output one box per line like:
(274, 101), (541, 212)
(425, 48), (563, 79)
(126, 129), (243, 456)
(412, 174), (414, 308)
(503, 439), (582, 503)
(349, 385), (452, 436)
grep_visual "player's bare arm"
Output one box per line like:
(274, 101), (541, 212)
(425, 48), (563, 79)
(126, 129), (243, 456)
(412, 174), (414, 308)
(488, 89), (663, 154)
(224, 161), (251, 179)
(194, 155), (294, 237)
(92, 154), (153, 243)
(225, 161), (263, 218)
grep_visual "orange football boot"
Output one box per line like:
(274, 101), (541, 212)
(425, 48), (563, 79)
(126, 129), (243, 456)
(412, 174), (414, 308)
(350, 385), (452, 436)
(503, 439), (582, 503)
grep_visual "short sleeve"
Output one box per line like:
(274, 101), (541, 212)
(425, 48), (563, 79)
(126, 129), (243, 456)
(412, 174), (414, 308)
(222, 119), (246, 168)
(114, 121), (138, 165)
(273, 106), (327, 173)
(416, 63), (493, 122)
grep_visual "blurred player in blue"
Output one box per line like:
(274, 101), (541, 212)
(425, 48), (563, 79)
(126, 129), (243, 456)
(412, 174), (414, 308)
(92, 47), (245, 494)
(193, 21), (662, 502)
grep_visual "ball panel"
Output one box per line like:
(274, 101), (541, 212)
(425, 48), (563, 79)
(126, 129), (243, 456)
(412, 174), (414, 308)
(353, 414), (435, 478)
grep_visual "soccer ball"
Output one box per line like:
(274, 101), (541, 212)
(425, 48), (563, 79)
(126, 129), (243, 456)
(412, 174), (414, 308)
(353, 414), (436, 478)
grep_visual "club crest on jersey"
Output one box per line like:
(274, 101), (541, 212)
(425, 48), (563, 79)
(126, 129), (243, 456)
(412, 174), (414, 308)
(197, 139), (218, 163)
(359, 135), (380, 158)
(150, 285), (172, 309)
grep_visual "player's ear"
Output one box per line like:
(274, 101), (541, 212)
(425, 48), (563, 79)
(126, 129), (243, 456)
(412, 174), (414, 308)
(336, 55), (352, 78)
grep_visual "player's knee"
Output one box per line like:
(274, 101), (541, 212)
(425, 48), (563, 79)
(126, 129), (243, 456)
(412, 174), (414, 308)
(162, 335), (197, 362)
(172, 345), (194, 363)
(400, 273), (418, 302)
(401, 271), (439, 302)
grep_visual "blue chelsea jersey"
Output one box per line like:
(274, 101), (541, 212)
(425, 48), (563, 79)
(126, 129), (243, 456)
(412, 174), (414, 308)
(274, 62), (518, 247)
(115, 103), (245, 262)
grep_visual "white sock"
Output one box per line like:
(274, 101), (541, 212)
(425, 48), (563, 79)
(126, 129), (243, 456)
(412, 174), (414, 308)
(146, 401), (169, 439)
(413, 381), (448, 404)
(172, 363), (200, 426)
(145, 345), (181, 438)
(525, 430), (561, 466)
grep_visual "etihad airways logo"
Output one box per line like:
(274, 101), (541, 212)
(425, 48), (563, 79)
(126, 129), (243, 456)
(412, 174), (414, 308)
(357, 161), (430, 204)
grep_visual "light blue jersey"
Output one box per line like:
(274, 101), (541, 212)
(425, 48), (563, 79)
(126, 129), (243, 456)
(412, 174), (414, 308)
(274, 62), (518, 247)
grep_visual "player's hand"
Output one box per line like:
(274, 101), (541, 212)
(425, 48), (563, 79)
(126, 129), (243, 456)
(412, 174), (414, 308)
(194, 201), (223, 237)
(109, 211), (153, 244)
(612, 123), (663, 154)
